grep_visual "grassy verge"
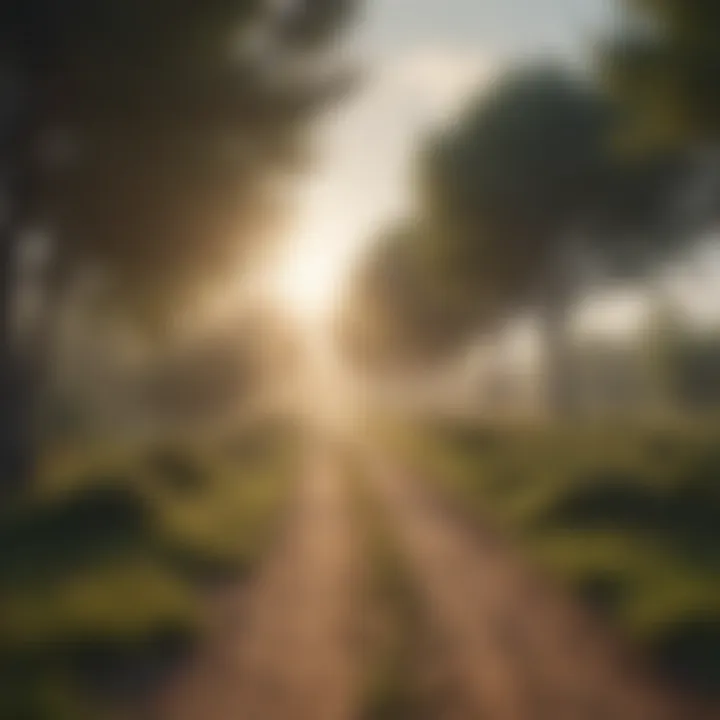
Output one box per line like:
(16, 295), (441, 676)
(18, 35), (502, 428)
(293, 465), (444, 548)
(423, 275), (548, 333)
(0, 421), (296, 719)
(399, 418), (720, 695)
(350, 461), (426, 720)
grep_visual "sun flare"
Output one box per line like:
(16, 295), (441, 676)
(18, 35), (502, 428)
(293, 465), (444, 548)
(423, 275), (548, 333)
(271, 243), (350, 328)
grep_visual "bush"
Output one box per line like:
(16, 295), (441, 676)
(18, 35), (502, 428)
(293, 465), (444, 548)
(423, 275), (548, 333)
(412, 419), (720, 694)
(0, 425), (294, 718)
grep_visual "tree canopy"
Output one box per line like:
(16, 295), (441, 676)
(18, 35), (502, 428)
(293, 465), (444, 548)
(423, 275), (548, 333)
(340, 223), (481, 370)
(343, 64), (694, 406)
(607, 0), (720, 148)
(0, 0), (357, 493)
(418, 67), (610, 311)
(418, 66), (688, 313)
(1, 0), (357, 321)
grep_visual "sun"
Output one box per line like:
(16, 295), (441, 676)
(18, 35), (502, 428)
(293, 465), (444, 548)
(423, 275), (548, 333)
(271, 242), (350, 328)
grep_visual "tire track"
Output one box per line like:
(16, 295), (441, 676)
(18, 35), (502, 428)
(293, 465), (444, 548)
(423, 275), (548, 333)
(363, 454), (712, 720)
(149, 444), (361, 720)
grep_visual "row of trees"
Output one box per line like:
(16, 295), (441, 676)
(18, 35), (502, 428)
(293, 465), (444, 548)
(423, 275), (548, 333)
(343, 0), (720, 416)
(0, 0), (357, 493)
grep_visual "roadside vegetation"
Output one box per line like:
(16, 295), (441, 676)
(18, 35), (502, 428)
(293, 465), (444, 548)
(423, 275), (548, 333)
(350, 463), (426, 720)
(401, 418), (720, 695)
(0, 420), (296, 720)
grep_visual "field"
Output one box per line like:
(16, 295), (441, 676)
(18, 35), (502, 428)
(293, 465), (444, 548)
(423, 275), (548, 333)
(402, 418), (720, 694)
(0, 420), (296, 720)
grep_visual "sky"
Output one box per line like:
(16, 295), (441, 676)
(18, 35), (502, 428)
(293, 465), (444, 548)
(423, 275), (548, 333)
(360, 0), (615, 58)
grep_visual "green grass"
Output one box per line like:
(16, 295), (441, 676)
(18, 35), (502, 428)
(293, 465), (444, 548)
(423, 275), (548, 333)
(0, 557), (198, 648)
(350, 464), (426, 720)
(401, 418), (720, 694)
(0, 421), (296, 719)
(147, 443), (293, 577)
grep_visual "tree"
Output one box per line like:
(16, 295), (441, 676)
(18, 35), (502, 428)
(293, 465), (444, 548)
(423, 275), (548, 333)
(0, 0), (356, 493)
(606, 0), (720, 149)
(339, 223), (481, 372)
(644, 300), (720, 414)
(416, 65), (690, 415)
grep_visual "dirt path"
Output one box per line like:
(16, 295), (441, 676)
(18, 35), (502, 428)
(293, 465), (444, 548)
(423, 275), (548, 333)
(148, 444), (361, 720)
(141, 441), (713, 720)
(362, 454), (712, 720)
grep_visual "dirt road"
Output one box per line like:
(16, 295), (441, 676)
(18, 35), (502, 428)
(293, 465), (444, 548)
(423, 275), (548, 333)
(144, 442), (714, 720)
(149, 444), (361, 720)
(362, 454), (711, 720)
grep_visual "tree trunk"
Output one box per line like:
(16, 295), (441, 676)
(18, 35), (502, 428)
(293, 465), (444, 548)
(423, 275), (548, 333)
(539, 237), (578, 420)
(0, 63), (44, 498)
(540, 288), (575, 418)
(0, 234), (34, 497)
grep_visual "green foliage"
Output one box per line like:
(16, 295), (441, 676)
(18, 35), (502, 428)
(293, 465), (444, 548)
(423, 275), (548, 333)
(351, 466), (425, 720)
(0, 423), (295, 718)
(341, 223), (481, 369)
(607, 0), (720, 147)
(148, 442), (293, 577)
(2, 0), (357, 321)
(643, 305), (720, 412)
(347, 65), (689, 375)
(419, 65), (688, 310)
(408, 419), (720, 692)
(419, 67), (605, 305)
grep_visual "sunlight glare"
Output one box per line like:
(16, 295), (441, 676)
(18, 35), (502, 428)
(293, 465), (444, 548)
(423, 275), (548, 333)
(268, 212), (364, 331)
(272, 242), (348, 328)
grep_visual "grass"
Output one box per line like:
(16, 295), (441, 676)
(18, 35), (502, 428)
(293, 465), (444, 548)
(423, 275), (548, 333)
(0, 420), (296, 719)
(400, 417), (720, 694)
(148, 442), (293, 577)
(350, 462), (426, 720)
